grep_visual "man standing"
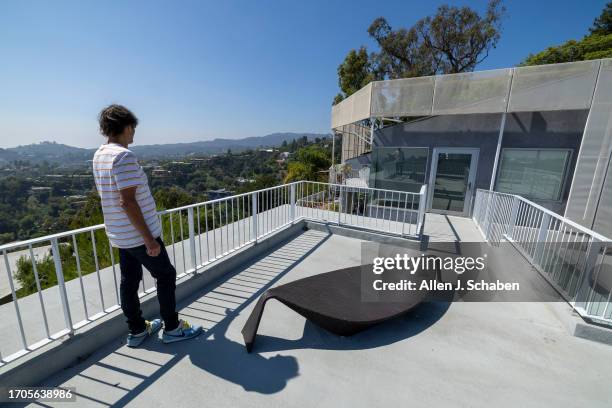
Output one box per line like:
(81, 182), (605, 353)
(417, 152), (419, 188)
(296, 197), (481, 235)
(93, 104), (202, 347)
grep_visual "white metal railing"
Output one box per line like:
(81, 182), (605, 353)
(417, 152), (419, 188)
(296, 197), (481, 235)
(297, 181), (425, 236)
(472, 189), (612, 326)
(0, 181), (425, 366)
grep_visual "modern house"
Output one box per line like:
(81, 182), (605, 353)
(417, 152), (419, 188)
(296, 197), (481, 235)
(331, 59), (612, 235)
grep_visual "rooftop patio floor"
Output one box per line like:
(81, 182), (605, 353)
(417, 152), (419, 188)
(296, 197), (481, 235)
(30, 216), (612, 407)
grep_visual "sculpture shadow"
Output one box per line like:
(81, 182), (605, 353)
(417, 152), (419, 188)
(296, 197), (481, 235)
(249, 300), (451, 354)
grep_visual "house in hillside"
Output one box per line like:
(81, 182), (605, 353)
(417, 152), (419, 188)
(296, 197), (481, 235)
(206, 188), (234, 200)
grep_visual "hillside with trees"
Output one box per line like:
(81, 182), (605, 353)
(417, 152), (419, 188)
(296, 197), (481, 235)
(521, 3), (611, 65)
(0, 132), (327, 165)
(1, 134), (338, 300)
(1, 136), (333, 244)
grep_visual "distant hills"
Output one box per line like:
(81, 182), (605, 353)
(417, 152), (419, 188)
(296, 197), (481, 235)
(0, 142), (90, 165)
(127, 132), (328, 157)
(0, 132), (329, 165)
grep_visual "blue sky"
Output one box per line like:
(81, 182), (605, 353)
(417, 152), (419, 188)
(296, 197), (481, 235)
(0, 0), (606, 148)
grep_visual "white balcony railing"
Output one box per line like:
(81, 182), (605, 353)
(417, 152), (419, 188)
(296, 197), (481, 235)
(0, 181), (426, 366)
(472, 189), (612, 326)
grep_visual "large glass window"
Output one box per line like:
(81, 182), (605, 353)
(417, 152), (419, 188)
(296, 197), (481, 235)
(496, 149), (571, 201)
(370, 147), (428, 193)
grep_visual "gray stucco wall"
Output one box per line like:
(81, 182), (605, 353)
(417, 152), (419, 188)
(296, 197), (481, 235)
(373, 110), (588, 215)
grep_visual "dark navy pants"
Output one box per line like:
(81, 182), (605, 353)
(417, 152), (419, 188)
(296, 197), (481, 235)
(118, 237), (180, 334)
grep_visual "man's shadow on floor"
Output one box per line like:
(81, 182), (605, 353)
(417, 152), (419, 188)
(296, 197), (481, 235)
(140, 308), (299, 394)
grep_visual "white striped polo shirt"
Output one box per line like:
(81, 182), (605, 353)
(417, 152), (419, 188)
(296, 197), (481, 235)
(93, 143), (162, 248)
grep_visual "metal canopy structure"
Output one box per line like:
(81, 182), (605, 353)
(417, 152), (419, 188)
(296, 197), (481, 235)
(331, 59), (605, 129)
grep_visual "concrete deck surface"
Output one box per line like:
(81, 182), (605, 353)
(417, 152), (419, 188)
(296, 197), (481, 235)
(28, 224), (612, 408)
(424, 213), (484, 242)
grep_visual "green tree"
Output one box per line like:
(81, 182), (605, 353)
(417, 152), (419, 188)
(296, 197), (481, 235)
(154, 186), (194, 210)
(70, 193), (104, 229)
(522, 3), (612, 65)
(285, 162), (314, 182)
(334, 47), (376, 104)
(411, 0), (505, 74)
(250, 174), (279, 190)
(0, 232), (14, 244)
(334, 0), (505, 103)
(284, 145), (330, 182)
(590, 2), (611, 35)
(14, 252), (57, 295)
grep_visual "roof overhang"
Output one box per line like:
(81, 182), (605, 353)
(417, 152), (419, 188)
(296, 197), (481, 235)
(331, 58), (611, 129)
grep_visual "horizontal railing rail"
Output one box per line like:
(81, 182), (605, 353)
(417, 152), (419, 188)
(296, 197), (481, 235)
(472, 189), (612, 326)
(0, 181), (425, 366)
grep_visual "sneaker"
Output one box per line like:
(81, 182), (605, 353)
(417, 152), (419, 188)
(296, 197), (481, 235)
(162, 319), (203, 344)
(127, 319), (163, 348)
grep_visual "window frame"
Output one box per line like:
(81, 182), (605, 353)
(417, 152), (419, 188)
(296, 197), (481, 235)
(494, 147), (573, 202)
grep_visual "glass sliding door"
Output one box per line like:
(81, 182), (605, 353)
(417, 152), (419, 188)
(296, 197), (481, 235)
(369, 147), (429, 214)
(428, 148), (479, 216)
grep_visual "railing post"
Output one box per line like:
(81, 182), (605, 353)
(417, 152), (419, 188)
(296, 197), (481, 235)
(290, 183), (296, 223)
(484, 192), (497, 242)
(573, 239), (603, 312)
(534, 212), (552, 265)
(251, 192), (258, 243)
(187, 207), (197, 272)
(3, 249), (27, 349)
(506, 196), (520, 239)
(337, 185), (343, 225)
(401, 192), (407, 237)
(417, 185), (427, 235)
(571, 237), (604, 308)
(471, 189), (480, 220)
(51, 238), (74, 335)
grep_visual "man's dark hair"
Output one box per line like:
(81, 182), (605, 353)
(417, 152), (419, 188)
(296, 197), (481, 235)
(98, 104), (139, 138)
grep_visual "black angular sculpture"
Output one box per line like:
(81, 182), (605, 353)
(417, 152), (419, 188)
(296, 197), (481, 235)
(241, 264), (434, 352)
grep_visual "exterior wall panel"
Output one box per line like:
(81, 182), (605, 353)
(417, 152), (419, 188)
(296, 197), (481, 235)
(566, 59), (612, 238)
(592, 157), (612, 237)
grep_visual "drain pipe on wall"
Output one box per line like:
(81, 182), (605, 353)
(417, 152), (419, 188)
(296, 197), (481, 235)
(331, 128), (335, 167)
(489, 112), (507, 191)
(490, 68), (515, 191)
